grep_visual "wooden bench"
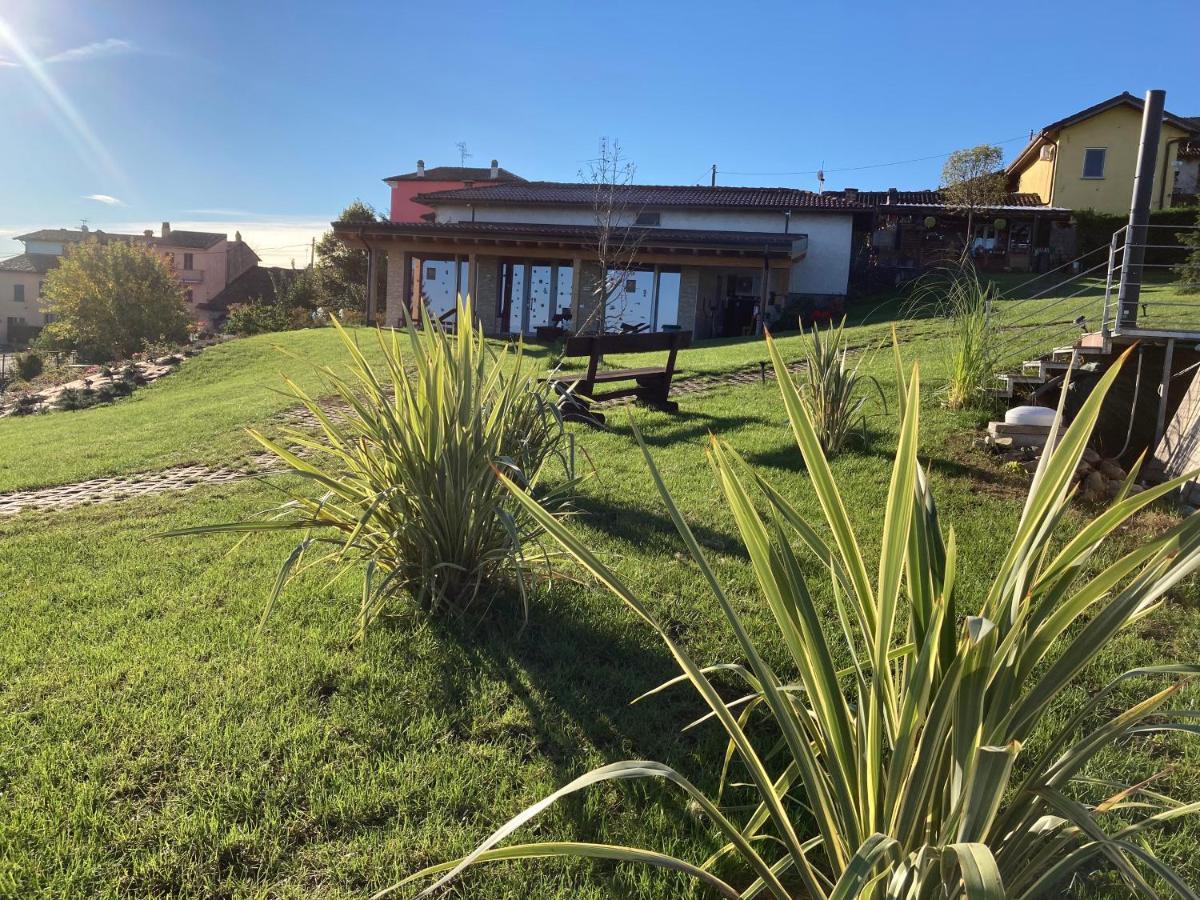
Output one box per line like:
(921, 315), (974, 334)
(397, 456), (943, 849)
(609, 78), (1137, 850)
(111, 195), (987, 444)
(550, 330), (692, 425)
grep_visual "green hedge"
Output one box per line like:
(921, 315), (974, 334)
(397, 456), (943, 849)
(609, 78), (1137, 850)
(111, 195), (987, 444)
(1074, 207), (1200, 266)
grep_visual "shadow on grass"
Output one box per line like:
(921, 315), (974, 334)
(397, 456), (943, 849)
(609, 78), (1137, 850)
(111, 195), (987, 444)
(569, 493), (748, 562)
(604, 409), (771, 449)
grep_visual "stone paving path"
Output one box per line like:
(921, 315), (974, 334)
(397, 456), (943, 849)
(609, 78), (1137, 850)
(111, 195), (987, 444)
(0, 359), (801, 517)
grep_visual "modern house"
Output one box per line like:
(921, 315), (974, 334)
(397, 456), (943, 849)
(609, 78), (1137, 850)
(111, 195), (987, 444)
(335, 181), (869, 338)
(383, 160), (525, 223)
(0, 223), (266, 345)
(1006, 92), (1199, 214)
(852, 188), (1074, 275)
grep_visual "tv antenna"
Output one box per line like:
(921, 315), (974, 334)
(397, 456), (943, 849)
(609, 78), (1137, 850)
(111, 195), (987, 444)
(456, 142), (472, 166)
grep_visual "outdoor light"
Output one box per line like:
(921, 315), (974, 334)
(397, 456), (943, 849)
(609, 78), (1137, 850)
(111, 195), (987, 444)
(924, 216), (937, 228)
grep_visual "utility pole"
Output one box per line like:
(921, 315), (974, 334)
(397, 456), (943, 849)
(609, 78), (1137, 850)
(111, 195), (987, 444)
(309, 237), (316, 269)
(1116, 89), (1165, 329)
(711, 164), (717, 187)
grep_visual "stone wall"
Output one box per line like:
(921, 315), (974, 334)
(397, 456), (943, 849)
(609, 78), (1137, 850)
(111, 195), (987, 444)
(572, 261), (604, 334)
(677, 267), (701, 334)
(473, 255), (500, 333)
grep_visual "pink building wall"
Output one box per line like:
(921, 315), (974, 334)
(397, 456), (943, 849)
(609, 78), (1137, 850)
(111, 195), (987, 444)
(388, 180), (474, 223)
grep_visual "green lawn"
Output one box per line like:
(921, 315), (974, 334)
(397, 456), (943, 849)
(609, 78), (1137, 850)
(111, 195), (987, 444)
(2, 298), (1199, 897)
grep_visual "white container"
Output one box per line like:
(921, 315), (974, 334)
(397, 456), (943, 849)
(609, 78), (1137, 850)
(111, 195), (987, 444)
(1005, 405), (1057, 428)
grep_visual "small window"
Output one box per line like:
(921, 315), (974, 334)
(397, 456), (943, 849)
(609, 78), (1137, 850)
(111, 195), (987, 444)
(625, 279), (637, 293)
(1082, 148), (1106, 179)
(13, 283), (24, 303)
(425, 267), (437, 280)
(635, 212), (661, 226)
(183, 253), (194, 270)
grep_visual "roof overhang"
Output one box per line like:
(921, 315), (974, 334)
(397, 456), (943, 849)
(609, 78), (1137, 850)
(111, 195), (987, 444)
(334, 221), (803, 262)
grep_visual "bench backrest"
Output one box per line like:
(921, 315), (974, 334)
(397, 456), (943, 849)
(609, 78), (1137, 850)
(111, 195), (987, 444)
(562, 330), (693, 359)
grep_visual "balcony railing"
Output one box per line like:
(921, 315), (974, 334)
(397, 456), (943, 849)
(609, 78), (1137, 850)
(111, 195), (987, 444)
(1101, 223), (1200, 337)
(179, 269), (204, 284)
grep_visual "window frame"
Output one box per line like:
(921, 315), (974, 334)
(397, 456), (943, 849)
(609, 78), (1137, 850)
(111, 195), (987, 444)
(183, 252), (194, 270)
(13, 283), (25, 303)
(635, 211), (662, 227)
(1082, 147), (1107, 180)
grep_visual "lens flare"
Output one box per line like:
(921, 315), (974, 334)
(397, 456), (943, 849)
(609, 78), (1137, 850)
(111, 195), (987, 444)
(0, 15), (127, 192)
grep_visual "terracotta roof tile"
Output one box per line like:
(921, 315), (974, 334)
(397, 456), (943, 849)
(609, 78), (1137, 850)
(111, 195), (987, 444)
(412, 182), (865, 211)
(385, 166), (526, 183)
(0, 253), (61, 274)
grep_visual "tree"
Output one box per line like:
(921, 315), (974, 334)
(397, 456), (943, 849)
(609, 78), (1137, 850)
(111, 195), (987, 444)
(940, 145), (1007, 257)
(1176, 208), (1200, 294)
(579, 138), (645, 333)
(39, 240), (190, 362)
(316, 200), (384, 313)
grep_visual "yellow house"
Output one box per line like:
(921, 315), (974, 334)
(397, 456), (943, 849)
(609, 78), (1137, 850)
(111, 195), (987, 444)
(1006, 92), (1198, 214)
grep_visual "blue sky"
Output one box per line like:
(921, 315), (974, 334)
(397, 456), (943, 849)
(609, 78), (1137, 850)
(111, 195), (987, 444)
(2, 0), (1197, 265)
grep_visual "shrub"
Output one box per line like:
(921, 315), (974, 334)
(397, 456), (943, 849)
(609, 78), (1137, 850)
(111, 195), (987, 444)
(387, 341), (1200, 898)
(171, 299), (576, 634)
(1176, 208), (1200, 294)
(38, 240), (189, 362)
(223, 301), (295, 336)
(792, 317), (882, 455)
(15, 352), (43, 381)
(56, 387), (97, 411)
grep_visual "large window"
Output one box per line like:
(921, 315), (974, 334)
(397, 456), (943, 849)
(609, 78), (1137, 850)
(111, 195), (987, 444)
(183, 253), (194, 270)
(500, 261), (572, 334)
(13, 283), (24, 303)
(602, 266), (681, 332)
(1082, 148), (1107, 179)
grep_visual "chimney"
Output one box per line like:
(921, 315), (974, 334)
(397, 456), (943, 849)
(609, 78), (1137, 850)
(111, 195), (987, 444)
(416, 159), (425, 177)
(144, 229), (153, 237)
(161, 221), (171, 238)
(843, 187), (859, 201)
(886, 187), (899, 205)
(490, 158), (499, 179)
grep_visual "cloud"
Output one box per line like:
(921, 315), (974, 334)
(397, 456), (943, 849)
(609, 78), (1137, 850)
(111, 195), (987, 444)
(45, 38), (137, 64)
(0, 56), (18, 67)
(84, 194), (124, 206)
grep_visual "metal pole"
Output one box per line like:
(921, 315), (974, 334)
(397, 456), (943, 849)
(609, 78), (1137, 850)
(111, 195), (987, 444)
(1102, 229), (1120, 333)
(1154, 338), (1176, 447)
(1117, 89), (1166, 329)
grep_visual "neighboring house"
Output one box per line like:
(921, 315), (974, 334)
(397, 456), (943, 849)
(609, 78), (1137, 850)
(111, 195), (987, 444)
(0, 222), (262, 345)
(1007, 92), (1199, 214)
(335, 181), (869, 339)
(850, 188), (1074, 274)
(384, 160), (525, 223)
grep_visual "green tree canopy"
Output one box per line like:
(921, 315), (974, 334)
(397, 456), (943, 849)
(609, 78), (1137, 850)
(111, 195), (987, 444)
(940, 144), (1008, 243)
(39, 240), (190, 362)
(316, 199), (383, 310)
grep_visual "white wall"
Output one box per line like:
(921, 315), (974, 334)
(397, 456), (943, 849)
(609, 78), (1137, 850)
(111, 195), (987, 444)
(434, 204), (854, 295)
(23, 240), (66, 255)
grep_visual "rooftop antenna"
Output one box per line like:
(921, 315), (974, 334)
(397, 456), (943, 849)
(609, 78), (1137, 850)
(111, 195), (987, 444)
(456, 141), (472, 166)
(817, 162), (825, 194)
(79, 218), (89, 231)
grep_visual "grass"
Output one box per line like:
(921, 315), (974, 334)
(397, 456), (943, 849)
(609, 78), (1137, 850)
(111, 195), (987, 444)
(2, 288), (1200, 896)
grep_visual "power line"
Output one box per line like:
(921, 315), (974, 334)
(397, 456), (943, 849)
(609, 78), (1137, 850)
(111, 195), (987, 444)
(720, 135), (1028, 178)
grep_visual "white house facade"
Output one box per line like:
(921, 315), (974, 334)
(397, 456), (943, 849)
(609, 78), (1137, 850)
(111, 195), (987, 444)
(334, 182), (868, 339)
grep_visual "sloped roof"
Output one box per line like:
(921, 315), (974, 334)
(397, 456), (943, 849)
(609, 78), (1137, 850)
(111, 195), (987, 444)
(1008, 92), (1200, 176)
(413, 182), (865, 211)
(15, 228), (91, 243)
(199, 266), (298, 315)
(385, 166), (526, 183)
(851, 190), (1062, 210)
(332, 219), (802, 252)
(155, 230), (225, 250)
(14, 227), (226, 250)
(0, 253), (61, 274)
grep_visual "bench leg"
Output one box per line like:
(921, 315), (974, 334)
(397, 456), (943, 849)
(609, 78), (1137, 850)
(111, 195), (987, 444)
(633, 375), (678, 413)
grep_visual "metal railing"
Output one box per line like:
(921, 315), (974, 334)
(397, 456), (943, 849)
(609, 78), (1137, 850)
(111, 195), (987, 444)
(1101, 223), (1200, 337)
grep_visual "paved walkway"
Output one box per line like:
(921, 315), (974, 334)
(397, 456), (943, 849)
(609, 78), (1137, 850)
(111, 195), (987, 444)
(0, 359), (799, 517)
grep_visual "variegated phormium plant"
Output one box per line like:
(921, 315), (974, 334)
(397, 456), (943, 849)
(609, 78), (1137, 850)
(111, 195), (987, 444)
(169, 299), (576, 635)
(797, 317), (882, 455)
(378, 338), (1200, 898)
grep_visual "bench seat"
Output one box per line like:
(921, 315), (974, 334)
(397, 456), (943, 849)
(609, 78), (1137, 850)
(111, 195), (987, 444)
(548, 330), (693, 425)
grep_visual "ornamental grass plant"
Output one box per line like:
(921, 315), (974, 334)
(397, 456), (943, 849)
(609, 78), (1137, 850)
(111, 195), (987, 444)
(170, 299), (576, 635)
(383, 337), (1200, 898)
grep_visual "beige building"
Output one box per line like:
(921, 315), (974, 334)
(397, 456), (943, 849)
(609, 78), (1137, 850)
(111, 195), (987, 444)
(1007, 92), (1198, 214)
